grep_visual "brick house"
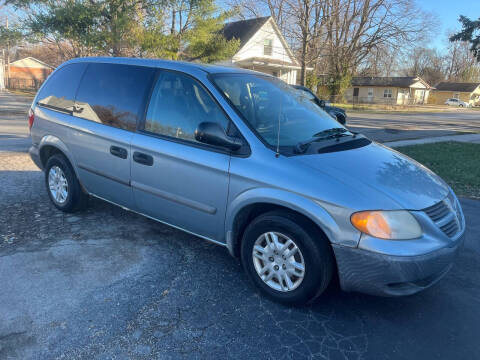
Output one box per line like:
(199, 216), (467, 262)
(429, 82), (480, 106)
(7, 57), (54, 89)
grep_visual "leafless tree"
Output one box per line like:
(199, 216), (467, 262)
(445, 40), (480, 82)
(400, 46), (446, 85)
(228, 0), (434, 88)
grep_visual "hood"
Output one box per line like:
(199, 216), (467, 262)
(294, 142), (449, 210)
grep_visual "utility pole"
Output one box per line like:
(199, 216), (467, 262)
(6, 16), (9, 89)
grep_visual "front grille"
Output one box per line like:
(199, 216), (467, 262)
(424, 201), (450, 222)
(440, 219), (459, 237)
(423, 194), (461, 238)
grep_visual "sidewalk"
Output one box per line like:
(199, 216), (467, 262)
(383, 133), (480, 147)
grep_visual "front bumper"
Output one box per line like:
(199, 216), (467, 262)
(29, 145), (43, 170)
(333, 232), (465, 296)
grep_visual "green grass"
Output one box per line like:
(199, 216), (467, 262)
(7, 89), (36, 98)
(396, 142), (480, 199)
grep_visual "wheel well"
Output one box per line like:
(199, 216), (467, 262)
(230, 203), (329, 258)
(40, 145), (63, 168)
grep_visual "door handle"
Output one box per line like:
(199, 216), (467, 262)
(133, 151), (154, 166)
(110, 145), (128, 159)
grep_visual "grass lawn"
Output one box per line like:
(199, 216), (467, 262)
(396, 142), (480, 199)
(7, 89), (36, 98)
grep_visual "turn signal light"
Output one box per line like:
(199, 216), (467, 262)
(28, 108), (35, 131)
(351, 211), (392, 239)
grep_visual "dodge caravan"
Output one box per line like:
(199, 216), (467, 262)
(29, 58), (465, 304)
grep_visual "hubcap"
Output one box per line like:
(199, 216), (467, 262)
(48, 166), (68, 204)
(252, 232), (305, 292)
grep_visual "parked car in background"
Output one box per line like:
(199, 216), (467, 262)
(292, 85), (347, 125)
(29, 58), (465, 304)
(445, 98), (471, 107)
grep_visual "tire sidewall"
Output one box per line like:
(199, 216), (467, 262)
(45, 154), (78, 212)
(241, 213), (332, 304)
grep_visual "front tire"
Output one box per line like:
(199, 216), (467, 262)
(45, 154), (88, 213)
(241, 210), (334, 305)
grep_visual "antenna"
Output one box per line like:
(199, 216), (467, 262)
(275, 17), (287, 158)
(275, 108), (281, 158)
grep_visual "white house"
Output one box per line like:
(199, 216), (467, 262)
(220, 16), (302, 85)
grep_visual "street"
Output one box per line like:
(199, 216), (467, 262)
(1, 91), (480, 359)
(348, 110), (480, 142)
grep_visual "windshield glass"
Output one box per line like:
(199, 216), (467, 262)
(211, 74), (344, 148)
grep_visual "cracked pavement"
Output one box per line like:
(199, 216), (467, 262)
(1, 152), (480, 359)
(1, 91), (480, 359)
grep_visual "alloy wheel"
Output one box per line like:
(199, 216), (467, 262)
(252, 232), (305, 292)
(48, 165), (68, 204)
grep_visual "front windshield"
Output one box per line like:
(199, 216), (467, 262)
(211, 74), (344, 148)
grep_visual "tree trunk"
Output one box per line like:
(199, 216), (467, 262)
(300, 35), (308, 86)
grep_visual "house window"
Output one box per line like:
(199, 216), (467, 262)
(384, 88), (392, 98)
(367, 88), (374, 98)
(264, 39), (273, 56)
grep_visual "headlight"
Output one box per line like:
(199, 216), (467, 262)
(350, 210), (422, 240)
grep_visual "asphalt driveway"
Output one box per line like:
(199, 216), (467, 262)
(1, 154), (480, 359)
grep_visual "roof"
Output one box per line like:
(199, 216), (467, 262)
(10, 57), (54, 69)
(222, 16), (271, 48)
(62, 57), (270, 76)
(434, 82), (480, 92)
(351, 76), (430, 88)
(235, 57), (301, 68)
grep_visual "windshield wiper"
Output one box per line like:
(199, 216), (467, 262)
(312, 128), (348, 138)
(294, 128), (350, 154)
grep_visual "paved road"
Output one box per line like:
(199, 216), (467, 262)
(1, 91), (480, 151)
(347, 110), (480, 142)
(0, 91), (32, 152)
(1, 152), (480, 359)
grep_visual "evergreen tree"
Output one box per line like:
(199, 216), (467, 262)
(450, 16), (480, 62)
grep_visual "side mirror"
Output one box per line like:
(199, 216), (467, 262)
(318, 99), (326, 108)
(195, 122), (242, 151)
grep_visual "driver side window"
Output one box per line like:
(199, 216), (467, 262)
(144, 71), (229, 142)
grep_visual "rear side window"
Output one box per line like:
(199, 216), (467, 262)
(144, 71), (229, 142)
(36, 63), (88, 113)
(75, 63), (155, 131)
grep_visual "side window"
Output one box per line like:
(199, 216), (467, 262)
(144, 71), (229, 143)
(75, 63), (156, 131)
(264, 39), (273, 56)
(36, 63), (88, 113)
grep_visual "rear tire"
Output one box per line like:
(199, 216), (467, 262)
(241, 210), (334, 305)
(45, 153), (88, 213)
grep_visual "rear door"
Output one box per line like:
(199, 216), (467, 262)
(69, 63), (155, 208)
(130, 70), (231, 241)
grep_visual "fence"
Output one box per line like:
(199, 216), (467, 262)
(321, 94), (431, 110)
(6, 78), (45, 91)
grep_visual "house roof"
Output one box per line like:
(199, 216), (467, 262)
(434, 82), (480, 92)
(237, 57), (300, 67)
(351, 76), (431, 88)
(222, 16), (271, 48)
(10, 57), (54, 69)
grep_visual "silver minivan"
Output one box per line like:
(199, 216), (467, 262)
(29, 58), (465, 304)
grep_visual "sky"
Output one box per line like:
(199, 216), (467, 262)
(418, 0), (480, 50)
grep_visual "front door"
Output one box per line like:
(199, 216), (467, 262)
(130, 70), (231, 242)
